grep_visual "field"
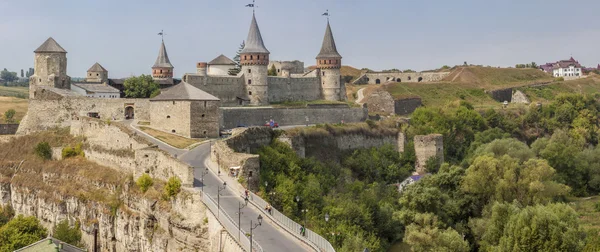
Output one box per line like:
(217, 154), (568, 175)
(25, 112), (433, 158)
(0, 86), (28, 98)
(138, 126), (201, 149)
(0, 96), (28, 123)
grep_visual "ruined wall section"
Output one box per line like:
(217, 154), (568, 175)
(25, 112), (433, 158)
(267, 76), (322, 103)
(353, 72), (450, 85)
(71, 117), (194, 186)
(511, 90), (530, 104)
(395, 97), (423, 115)
(364, 90), (395, 115)
(0, 124), (19, 135)
(17, 91), (150, 134)
(414, 134), (444, 174)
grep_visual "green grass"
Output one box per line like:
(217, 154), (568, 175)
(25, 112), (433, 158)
(0, 86), (28, 99)
(520, 76), (600, 102)
(461, 67), (553, 86)
(570, 195), (600, 232)
(384, 81), (498, 108)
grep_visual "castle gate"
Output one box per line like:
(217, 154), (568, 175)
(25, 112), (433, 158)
(125, 105), (134, 119)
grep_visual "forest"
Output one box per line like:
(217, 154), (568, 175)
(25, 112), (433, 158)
(256, 93), (600, 251)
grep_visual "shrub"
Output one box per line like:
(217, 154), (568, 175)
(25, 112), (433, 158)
(136, 174), (153, 193)
(52, 220), (82, 247)
(555, 77), (565, 81)
(34, 142), (52, 160)
(62, 143), (84, 159)
(0, 215), (47, 252)
(595, 202), (600, 212)
(163, 177), (182, 198)
(0, 205), (14, 227)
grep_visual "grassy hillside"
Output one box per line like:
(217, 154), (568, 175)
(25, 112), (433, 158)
(0, 97), (28, 123)
(443, 66), (553, 86)
(0, 86), (28, 99)
(520, 75), (600, 102)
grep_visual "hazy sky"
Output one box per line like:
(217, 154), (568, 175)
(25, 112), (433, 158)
(2, 0), (599, 78)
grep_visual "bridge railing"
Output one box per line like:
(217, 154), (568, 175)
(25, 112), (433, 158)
(248, 192), (335, 252)
(202, 191), (263, 252)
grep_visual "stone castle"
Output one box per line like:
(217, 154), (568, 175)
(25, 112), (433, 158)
(19, 13), (367, 138)
(183, 14), (346, 106)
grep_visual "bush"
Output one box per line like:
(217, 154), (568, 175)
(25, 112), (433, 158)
(0, 205), (14, 227)
(555, 77), (565, 81)
(0, 215), (47, 252)
(164, 177), (182, 198)
(34, 142), (52, 160)
(62, 143), (84, 159)
(52, 220), (82, 247)
(136, 174), (153, 193)
(595, 202), (600, 212)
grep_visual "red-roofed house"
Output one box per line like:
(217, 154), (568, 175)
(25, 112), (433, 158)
(540, 57), (583, 79)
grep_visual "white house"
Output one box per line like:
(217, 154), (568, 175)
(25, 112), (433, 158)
(207, 54), (237, 76)
(71, 83), (120, 98)
(541, 57), (582, 79)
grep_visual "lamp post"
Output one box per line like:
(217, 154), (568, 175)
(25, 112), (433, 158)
(200, 168), (209, 192)
(238, 201), (247, 240)
(217, 181), (227, 217)
(249, 215), (263, 252)
(301, 209), (308, 231)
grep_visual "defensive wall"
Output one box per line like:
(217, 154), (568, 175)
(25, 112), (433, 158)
(70, 116), (194, 186)
(414, 134), (444, 174)
(488, 88), (531, 104)
(362, 89), (422, 116)
(0, 124), (19, 135)
(17, 88), (150, 135)
(353, 72), (450, 85)
(185, 74), (247, 106)
(267, 75), (322, 102)
(278, 126), (406, 162)
(395, 97), (422, 115)
(219, 105), (368, 129)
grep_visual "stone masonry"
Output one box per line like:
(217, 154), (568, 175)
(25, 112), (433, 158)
(414, 134), (444, 174)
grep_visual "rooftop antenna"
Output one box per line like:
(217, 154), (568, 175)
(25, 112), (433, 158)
(322, 9), (330, 22)
(158, 30), (165, 41)
(245, 0), (257, 13)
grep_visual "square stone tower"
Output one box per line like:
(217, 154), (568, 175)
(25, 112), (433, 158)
(414, 134), (444, 174)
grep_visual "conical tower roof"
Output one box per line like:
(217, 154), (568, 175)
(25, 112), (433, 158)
(88, 62), (107, 72)
(34, 37), (67, 53)
(240, 14), (270, 54)
(153, 40), (174, 68)
(316, 21), (341, 59)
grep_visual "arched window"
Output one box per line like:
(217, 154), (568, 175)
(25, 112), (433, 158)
(248, 69), (252, 73)
(160, 70), (163, 73)
(257, 55), (260, 60)
(249, 91), (252, 95)
(244, 55), (247, 60)
(329, 60), (331, 64)
(248, 79), (252, 84)
(250, 55), (253, 60)
(323, 71), (326, 76)
(167, 115), (171, 119)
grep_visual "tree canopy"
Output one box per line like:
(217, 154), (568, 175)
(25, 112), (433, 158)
(123, 75), (160, 98)
(0, 215), (47, 252)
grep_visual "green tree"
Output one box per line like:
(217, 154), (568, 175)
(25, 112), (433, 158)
(0, 205), (14, 227)
(403, 213), (470, 252)
(136, 174), (153, 193)
(0, 215), (47, 252)
(462, 155), (570, 206)
(20, 69), (23, 78)
(530, 62), (538, 68)
(471, 202), (585, 251)
(0, 69), (17, 82)
(268, 64), (277, 76)
(3, 109), (16, 124)
(34, 141), (52, 160)
(123, 75), (159, 98)
(52, 220), (81, 247)
(163, 176), (182, 198)
(228, 41), (245, 76)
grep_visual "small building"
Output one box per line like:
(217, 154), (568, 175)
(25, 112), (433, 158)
(71, 82), (120, 98)
(207, 54), (237, 76)
(150, 81), (220, 138)
(14, 237), (87, 252)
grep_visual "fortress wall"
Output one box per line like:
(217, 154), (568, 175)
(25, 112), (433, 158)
(354, 72), (450, 84)
(17, 94), (150, 134)
(414, 134), (444, 174)
(489, 88), (513, 102)
(279, 131), (405, 162)
(71, 117), (194, 186)
(267, 77), (322, 103)
(364, 90), (395, 115)
(394, 97), (422, 115)
(186, 74), (246, 106)
(0, 124), (19, 135)
(219, 106), (368, 129)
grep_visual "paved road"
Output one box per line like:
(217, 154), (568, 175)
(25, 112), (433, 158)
(126, 121), (308, 251)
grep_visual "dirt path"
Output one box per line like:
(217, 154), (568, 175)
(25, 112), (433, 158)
(356, 87), (366, 105)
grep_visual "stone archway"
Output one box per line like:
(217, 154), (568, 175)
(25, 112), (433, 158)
(418, 77), (423, 82)
(376, 79), (381, 84)
(396, 78), (401, 82)
(125, 106), (134, 119)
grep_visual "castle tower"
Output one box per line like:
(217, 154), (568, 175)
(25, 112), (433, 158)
(316, 21), (343, 101)
(152, 40), (174, 83)
(29, 37), (71, 99)
(196, 62), (208, 76)
(240, 13), (270, 105)
(86, 62), (108, 83)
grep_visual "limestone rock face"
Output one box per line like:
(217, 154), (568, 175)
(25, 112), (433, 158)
(0, 181), (209, 252)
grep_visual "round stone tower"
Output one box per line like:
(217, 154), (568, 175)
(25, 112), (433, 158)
(29, 37), (71, 99)
(152, 40), (174, 82)
(240, 13), (270, 106)
(196, 62), (208, 76)
(316, 21), (343, 101)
